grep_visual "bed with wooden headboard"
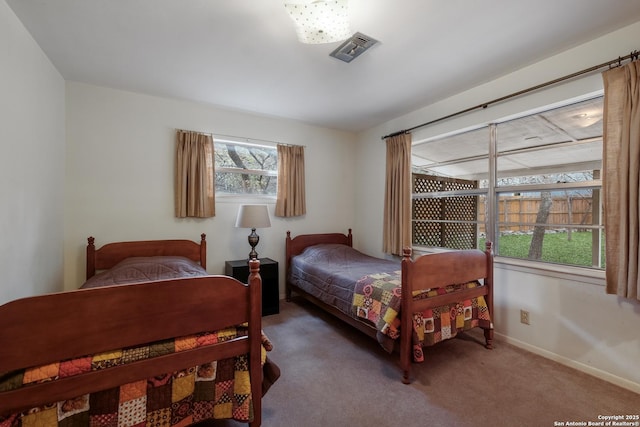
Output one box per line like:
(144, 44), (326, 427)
(84, 233), (208, 283)
(0, 235), (275, 426)
(285, 229), (494, 384)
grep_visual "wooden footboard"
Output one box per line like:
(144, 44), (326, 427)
(400, 242), (494, 384)
(0, 260), (263, 426)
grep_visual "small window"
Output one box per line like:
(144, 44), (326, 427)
(214, 140), (277, 196)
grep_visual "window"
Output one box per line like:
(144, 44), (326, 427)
(412, 126), (489, 251)
(411, 96), (604, 270)
(214, 139), (277, 196)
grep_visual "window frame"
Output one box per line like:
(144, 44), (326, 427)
(411, 94), (605, 277)
(213, 137), (278, 201)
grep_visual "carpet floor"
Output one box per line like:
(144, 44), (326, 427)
(211, 298), (639, 427)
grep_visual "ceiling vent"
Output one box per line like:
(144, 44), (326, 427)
(330, 32), (378, 63)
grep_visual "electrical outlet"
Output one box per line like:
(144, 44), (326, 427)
(520, 310), (530, 325)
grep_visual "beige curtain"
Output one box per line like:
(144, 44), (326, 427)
(602, 60), (640, 301)
(383, 133), (412, 255)
(175, 130), (215, 218)
(275, 144), (306, 217)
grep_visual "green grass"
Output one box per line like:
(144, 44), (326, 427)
(480, 231), (605, 268)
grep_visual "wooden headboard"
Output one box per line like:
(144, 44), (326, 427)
(285, 229), (353, 263)
(86, 234), (207, 280)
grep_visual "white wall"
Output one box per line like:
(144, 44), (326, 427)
(355, 21), (640, 392)
(0, 1), (66, 305)
(65, 82), (356, 291)
(495, 267), (640, 393)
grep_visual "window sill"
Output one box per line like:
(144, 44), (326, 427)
(216, 194), (276, 204)
(411, 245), (605, 286)
(494, 256), (605, 286)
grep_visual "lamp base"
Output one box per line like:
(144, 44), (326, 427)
(248, 228), (259, 260)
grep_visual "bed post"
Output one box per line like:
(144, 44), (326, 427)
(347, 228), (353, 247)
(484, 241), (494, 350)
(248, 258), (262, 427)
(200, 233), (207, 269)
(400, 246), (413, 384)
(285, 231), (292, 301)
(86, 237), (96, 280)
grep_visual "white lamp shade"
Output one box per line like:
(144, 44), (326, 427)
(284, 0), (351, 44)
(235, 205), (271, 229)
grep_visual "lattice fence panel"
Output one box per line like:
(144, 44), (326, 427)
(413, 174), (479, 250)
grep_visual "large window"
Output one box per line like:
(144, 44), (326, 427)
(411, 96), (604, 270)
(214, 139), (277, 196)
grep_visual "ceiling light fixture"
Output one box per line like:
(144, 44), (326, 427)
(284, 0), (351, 44)
(572, 110), (602, 127)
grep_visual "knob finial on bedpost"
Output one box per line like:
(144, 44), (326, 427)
(248, 257), (260, 275)
(402, 247), (412, 259)
(199, 234), (207, 270)
(86, 237), (96, 281)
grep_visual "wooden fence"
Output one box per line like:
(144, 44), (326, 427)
(478, 195), (597, 232)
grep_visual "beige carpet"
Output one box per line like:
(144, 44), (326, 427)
(212, 298), (639, 427)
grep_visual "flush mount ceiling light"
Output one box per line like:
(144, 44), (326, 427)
(284, 0), (351, 44)
(571, 110), (603, 128)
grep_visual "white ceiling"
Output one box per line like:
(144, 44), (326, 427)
(7, 0), (640, 132)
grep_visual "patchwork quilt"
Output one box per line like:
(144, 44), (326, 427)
(352, 271), (492, 362)
(0, 326), (268, 427)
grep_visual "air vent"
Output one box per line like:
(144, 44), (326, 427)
(329, 32), (379, 63)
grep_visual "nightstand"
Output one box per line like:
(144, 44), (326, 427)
(225, 258), (279, 316)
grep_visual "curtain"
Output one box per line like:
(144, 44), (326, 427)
(175, 130), (215, 218)
(275, 144), (306, 217)
(602, 60), (640, 301)
(383, 133), (412, 255)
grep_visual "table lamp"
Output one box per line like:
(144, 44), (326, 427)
(235, 204), (271, 260)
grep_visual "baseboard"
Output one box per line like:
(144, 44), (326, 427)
(495, 332), (640, 395)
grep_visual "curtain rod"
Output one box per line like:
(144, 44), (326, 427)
(175, 129), (304, 147)
(381, 49), (640, 140)
(176, 128), (212, 136)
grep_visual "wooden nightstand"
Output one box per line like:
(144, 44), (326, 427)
(225, 258), (279, 316)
